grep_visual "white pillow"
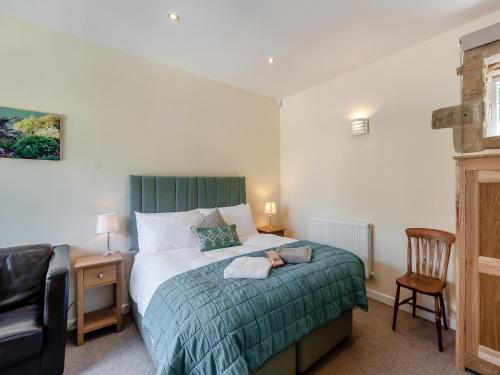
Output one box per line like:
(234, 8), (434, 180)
(219, 203), (257, 237)
(135, 210), (204, 252)
(198, 208), (214, 216)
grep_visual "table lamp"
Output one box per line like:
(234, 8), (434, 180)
(96, 213), (119, 256)
(264, 202), (277, 228)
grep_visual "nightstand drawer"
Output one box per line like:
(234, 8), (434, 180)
(84, 264), (116, 288)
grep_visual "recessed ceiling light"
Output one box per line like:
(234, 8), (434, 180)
(167, 12), (180, 22)
(268, 57), (275, 64)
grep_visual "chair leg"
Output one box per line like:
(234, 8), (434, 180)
(412, 290), (417, 318)
(439, 292), (448, 330)
(434, 296), (443, 352)
(392, 284), (401, 331)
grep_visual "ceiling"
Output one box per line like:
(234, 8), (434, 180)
(1, 0), (499, 98)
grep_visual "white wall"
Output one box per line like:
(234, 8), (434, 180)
(280, 11), (500, 320)
(4, 9), (499, 328)
(0, 16), (281, 323)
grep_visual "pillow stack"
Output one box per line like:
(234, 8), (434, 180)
(135, 203), (257, 253)
(198, 208), (226, 228)
(196, 208), (242, 251)
(135, 210), (204, 253)
(217, 204), (257, 237)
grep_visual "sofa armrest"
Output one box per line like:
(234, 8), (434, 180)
(46, 244), (70, 281)
(42, 244), (69, 375)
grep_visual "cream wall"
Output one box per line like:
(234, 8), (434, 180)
(0, 16), (280, 324)
(280, 11), (500, 322)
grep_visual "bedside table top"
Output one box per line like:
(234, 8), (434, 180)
(74, 253), (123, 269)
(257, 226), (285, 234)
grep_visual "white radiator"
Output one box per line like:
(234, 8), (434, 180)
(307, 217), (373, 278)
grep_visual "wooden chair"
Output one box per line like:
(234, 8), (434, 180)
(392, 228), (455, 352)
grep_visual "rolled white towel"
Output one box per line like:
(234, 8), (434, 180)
(224, 256), (272, 279)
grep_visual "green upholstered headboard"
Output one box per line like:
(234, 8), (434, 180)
(129, 176), (246, 250)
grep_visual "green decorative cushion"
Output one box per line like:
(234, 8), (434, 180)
(196, 224), (241, 251)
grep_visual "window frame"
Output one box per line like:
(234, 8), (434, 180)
(491, 75), (500, 138)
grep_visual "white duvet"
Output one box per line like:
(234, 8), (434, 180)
(130, 233), (296, 316)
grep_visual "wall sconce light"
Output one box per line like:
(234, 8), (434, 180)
(351, 118), (369, 136)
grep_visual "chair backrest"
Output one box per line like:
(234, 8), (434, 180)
(406, 228), (455, 283)
(0, 244), (53, 310)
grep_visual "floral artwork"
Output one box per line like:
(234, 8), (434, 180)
(0, 106), (61, 160)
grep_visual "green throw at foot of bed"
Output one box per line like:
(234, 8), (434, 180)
(142, 240), (368, 375)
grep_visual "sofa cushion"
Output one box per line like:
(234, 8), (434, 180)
(0, 304), (43, 369)
(0, 244), (53, 310)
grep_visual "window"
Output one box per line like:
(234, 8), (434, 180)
(492, 76), (500, 137)
(484, 54), (500, 139)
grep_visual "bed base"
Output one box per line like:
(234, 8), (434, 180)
(130, 299), (352, 374)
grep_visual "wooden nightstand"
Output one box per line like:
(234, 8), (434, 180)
(74, 253), (124, 346)
(257, 226), (285, 237)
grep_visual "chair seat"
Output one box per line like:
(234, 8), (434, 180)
(0, 304), (43, 369)
(396, 272), (445, 295)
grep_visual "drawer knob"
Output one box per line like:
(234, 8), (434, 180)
(98, 273), (104, 278)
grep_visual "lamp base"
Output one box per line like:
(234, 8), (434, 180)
(268, 215), (275, 229)
(103, 250), (117, 257)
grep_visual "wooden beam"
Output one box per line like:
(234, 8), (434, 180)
(462, 101), (484, 125)
(453, 123), (485, 153)
(457, 63), (482, 75)
(432, 105), (462, 129)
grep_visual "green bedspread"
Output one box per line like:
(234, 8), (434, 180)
(142, 240), (368, 375)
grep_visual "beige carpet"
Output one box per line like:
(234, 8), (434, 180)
(65, 298), (465, 375)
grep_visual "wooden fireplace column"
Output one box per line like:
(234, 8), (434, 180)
(455, 153), (500, 374)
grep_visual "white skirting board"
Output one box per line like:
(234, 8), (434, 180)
(66, 303), (130, 331)
(366, 288), (456, 330)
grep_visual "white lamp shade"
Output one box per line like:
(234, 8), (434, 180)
(96, 213), (120, 234)
(264, 202), (277, 215)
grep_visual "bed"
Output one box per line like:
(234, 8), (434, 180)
(128, 176), (367, 374)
